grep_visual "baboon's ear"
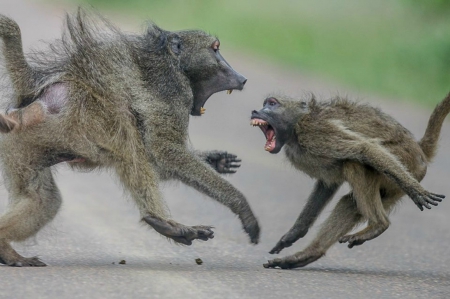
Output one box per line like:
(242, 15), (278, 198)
(168, 34), (182, 56)
(145, 23), (168, 50)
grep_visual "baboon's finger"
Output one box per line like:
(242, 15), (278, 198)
(228, 163), (241, 168)
(223, 168), (237, 174)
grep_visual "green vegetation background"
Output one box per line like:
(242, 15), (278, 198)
(69, 0), (450, 105)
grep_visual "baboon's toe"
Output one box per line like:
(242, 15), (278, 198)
(191, 225), (215, 241)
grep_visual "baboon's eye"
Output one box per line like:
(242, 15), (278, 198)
(212, 40), (220, 52)
(267, 98), (278, 106)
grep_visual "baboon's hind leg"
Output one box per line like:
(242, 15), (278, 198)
(114, 156), (214, 245)
(264, 193), (362, 269)
(0, 168), (61, 266)
(339, 163), (390, 248)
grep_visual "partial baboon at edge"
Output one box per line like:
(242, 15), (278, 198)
(250, 93), (449, 269)
(0, 10), (260, 267)
(0, 101), (46, 132)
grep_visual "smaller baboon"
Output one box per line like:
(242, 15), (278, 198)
(250, 93), (449, 269)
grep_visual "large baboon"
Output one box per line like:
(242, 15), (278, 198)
(250, 94), (448, 269)
(0, 10), (260, 267)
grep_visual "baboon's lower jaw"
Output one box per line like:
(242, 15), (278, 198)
(250, 118), (276, 152)
(265, 136), (276, 152)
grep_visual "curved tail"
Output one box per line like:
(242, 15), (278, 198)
(0, 14), (36, 105)
(419, 92), (450, 161)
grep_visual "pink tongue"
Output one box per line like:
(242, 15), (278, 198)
(266, 129), (275, 140)
(264, 129), (275, 151)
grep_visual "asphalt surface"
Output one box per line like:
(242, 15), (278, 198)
(0, 1), (449, 298)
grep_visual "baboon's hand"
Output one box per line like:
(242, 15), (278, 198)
(143, 216), (214, 245)
(205, 151), (241, 174)
(240, 213), (260, 244)
(410, 191), (444, 211)
(269, 228), (307, 254)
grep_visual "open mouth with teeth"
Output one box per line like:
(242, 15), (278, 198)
(251, 118), (277, 152)
(201, 90), (233, 114)
(198, 89), (233, 115)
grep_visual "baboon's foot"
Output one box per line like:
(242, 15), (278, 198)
(0, 241), (47, 267)
(0, 255), (46, 267)
(338, 224), (388, 248)
(143, 216), (214, 245)
(269, 228), (308, 254)
(263, 249), (323, 269)
(205, 151), (241, 174)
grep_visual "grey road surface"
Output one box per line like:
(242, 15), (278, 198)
(0, 1), (449, 298)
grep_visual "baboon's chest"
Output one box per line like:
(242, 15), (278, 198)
(284, 144), (343, 183)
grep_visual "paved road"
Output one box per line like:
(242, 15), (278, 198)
(0, 1), (449, 298)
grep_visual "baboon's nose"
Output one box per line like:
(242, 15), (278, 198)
(242, 78), (247, 85)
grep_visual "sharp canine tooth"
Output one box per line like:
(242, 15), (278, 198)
(227, 89), (233, 94)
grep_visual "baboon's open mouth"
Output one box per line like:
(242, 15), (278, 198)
(198, 89), (234, 115)
(251, 118), (276, 152)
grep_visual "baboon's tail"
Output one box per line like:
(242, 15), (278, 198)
(0, 15), (35, 106)
(419, 92), (450, 161)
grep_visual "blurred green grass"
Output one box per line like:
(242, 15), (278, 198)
(69, 0), (450, 105)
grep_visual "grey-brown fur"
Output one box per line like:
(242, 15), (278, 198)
(250, 93), (449, 269)
(0, 9), (259, 267)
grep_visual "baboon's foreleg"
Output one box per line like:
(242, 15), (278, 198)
(338, 162), (390, 248)
(114, 154), (214, 245)
(0, 168), (61, 266)
(264, 193), (362, 269)
(269, 180), (340, 254)
(152, 145), (260, 244)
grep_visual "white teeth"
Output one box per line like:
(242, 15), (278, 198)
(200, 107), (206, 115)
(250, 119), (268, 127)
(227, 89), (233, 94)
